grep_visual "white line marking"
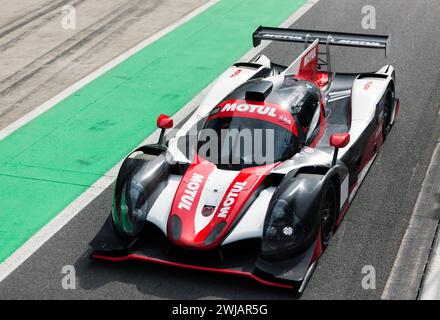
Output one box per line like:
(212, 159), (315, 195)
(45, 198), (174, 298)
(0, 0), (219, 282)
(0, 0), (219, 141)
(0, 0), (319, 282)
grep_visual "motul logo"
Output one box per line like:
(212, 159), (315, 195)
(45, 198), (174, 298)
(337, 39), (381, 47)
(262, 33), (303, 41)
(221, 103), (277, 117)
(218, 181), (247, 218)
(178, 173), (204, 211)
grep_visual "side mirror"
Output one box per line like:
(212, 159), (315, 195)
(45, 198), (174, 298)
(156, 114), (173, 145)
(157, 114), (173, 129)
(330, 133), (350, 165)
(330, 133), (350, 149)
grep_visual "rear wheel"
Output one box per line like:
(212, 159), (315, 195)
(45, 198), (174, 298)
(320, 182), (337, 249)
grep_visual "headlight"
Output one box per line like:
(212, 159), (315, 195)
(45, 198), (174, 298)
(261, 199), (307, 260)
(112, 181), (148, 240)
(110, 151), (170, 242)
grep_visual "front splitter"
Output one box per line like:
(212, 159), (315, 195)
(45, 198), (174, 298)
(92, 252), (295, 289)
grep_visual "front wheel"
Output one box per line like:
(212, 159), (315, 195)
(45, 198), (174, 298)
(320, 182), (337, 249)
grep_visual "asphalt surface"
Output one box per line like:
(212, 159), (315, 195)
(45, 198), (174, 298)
(0, 0), (206, 129)
(1, 0), (440, 299)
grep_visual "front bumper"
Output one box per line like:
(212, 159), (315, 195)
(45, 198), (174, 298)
(90, 215), (317, 290)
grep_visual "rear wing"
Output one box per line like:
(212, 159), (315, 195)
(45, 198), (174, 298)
(253, 26), (390, 57)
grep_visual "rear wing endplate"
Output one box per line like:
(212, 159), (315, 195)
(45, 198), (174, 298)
(253, 26), (390, 57)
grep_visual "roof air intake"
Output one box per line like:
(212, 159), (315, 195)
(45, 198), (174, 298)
(245, 80), (273, 101)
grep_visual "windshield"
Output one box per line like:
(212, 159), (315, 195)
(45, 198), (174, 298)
(197, 116), (299, 170)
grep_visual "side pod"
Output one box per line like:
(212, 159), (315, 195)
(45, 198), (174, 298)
(90, 146), (171, 252)
(257, 165), (348, 280)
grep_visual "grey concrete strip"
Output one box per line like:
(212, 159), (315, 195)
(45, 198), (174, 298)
(0, 0), (319, 287)
(382, 141), (440, 299)
(0, 0), (218, 283)
(0, 0), (207, 130)
(419, 224), (440, 299)
(414, 140), (440, 300)
(418, 225), (440, 300)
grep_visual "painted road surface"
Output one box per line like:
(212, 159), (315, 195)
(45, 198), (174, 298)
(0, 0), (207, 129)
(0, 0), (307, 264)
(1, 0), (440, 300)
(0, 0), (210, 263)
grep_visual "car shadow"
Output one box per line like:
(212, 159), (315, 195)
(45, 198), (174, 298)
(74, 249), (299, 300)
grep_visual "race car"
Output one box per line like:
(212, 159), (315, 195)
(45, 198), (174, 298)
(90, 27), (399, 292)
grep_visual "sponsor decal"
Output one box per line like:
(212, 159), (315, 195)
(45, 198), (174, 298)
(178, 173), (204, 211)
(230, 69), (242, 78)
(261, 33), (382, 47)
(286, 41), (318, 81)
(201, 205), (216, 217)
(220, 102), (278, 118)
(168, 156), (216, 247)
(364, 80), (373, 90)
(337, 39), (381, 47)
(302, 47), (317, 67)
(303, 146), (314, 153)
(188, 163), (279, 248)
(208, 100), (296, 135)
(262, 33), (303, 41)
(217, 181), (247, 218)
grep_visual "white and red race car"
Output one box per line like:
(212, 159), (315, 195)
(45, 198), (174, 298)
(90, 27), (399, 291)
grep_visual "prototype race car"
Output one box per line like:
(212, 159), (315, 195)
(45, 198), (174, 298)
(90, 27), (399, 292)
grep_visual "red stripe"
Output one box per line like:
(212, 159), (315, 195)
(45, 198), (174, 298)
(311, 229), (323, 262)
(297, 41), (318, 81)
(194, 163), (279, 248)
(168, 155), (215, 246)
(395, 98), (400, 117)
(208, 99), (298, 136)
(92, 253), (293, 289)
(336, 201), (350, 226)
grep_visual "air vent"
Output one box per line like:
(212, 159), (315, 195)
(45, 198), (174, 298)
(245, 80), (273, 101)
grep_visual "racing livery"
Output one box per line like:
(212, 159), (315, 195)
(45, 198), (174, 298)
(90, 27), (399, 291)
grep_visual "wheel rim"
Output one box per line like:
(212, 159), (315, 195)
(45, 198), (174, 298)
(321, 185), (336, 244)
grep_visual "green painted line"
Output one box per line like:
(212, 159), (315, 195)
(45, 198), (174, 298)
(0, 0), (306, 262)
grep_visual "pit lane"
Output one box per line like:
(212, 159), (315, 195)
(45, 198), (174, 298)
(1, 0), (440, 299)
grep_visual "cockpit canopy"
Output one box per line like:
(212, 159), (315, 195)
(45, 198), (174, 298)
(228, 78), (322, 128)
(196, 78), (322, 169)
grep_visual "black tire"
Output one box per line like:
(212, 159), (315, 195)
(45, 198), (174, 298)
(382, 87), (394, 140)
(320, 182), (337, 249)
